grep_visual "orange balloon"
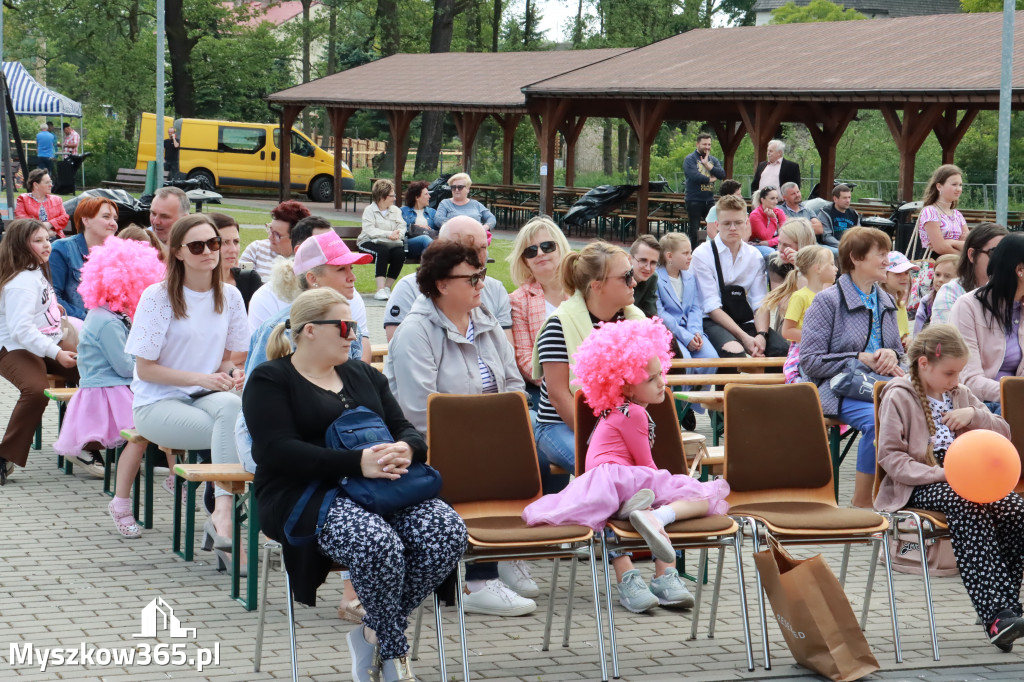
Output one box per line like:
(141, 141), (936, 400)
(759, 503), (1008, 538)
(944, 430), (1022, 504)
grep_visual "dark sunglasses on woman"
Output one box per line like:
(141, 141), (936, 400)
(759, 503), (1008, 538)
(306, 320), (358, 337)
(183, 237), (223, 255)
(449, 268), (488, 287)
(523, 241), (558, 259)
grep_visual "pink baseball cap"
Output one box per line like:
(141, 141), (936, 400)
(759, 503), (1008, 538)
(886, 251), (920, 274)
(293, 231), (372, 275)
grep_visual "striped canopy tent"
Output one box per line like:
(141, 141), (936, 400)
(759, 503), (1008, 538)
(2, 61), (82, 117)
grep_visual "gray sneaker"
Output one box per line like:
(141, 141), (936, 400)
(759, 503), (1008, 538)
(616, 569), (659, 613)
(649, 567), (695, 609)
(346, 625), (381, 682)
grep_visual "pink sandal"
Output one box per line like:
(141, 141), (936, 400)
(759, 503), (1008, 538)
(108, 500), (142, 539)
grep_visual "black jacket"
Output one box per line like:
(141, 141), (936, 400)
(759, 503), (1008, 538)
(751, 159), (801, 195)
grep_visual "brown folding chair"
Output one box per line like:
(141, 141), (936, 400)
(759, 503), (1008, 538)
(574, 387), (754, 677)
(722, 383), (900, 669)
(872, 380), (948, 661)
(1000, 376), (1024, 495)
(427, 392), (608, 682)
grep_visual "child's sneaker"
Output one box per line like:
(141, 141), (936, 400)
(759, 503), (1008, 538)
(616, 569), (659, 613)
(614, 489), (655, 520)
(987, 609), (1024, 652)
(628, 509), (677, 563)
(649, 567), (695, 609)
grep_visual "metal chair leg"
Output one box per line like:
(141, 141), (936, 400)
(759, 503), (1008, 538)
(455, 562), (470, 682)
(411, 601), (424, 660)
(689, 549), (708, 641)
(284, 564), (299, 682)
(747, 518), (771, 669)
(732, 530), (756, 672)
(562, 554), (578, 648)
(861, 540), (880, 629)
(600, 534), (619, 679)
(879, 532), (902, 663)
(254, 541), (278, 672)
(586, 539), (609, 682)
(542, 558), (560, 651)
(913, 514), (939, 660)
(839, 544), (851, 588)
(707, 546), (726, 639)
(433, 592), (447, 681)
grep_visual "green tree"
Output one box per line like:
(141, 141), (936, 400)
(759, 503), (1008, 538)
(770, 0), (866, 24)
(961, 1), (1024, 11)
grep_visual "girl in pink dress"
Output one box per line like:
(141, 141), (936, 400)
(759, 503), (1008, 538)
(523, 318), (729, 612)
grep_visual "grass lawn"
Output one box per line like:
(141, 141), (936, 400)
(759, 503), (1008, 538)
(238, 228), (516, 296)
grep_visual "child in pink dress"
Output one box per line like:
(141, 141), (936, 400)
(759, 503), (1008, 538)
(523, 318), (730, 612)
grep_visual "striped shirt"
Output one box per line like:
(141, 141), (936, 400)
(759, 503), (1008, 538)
(239, 239), (282, 280)
(465, 320), (497, 394)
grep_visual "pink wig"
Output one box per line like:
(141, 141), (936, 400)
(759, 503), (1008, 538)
(572, 318), (674, 415)
(78, 236), (165, 318)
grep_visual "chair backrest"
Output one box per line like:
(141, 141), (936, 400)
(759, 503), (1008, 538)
(722, 383), (835, 504)
(426, 392), (541, 506)
(999, 376), (1024, 484)
(572, 387), (686, 476)
(871, 380), (887, 503)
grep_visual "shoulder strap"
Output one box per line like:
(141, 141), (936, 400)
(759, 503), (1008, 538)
(284, 481), (340, 547)
(709, 240), (727, 297)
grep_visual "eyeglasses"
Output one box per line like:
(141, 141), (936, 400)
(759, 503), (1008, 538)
(523, 241), (558, 259)
(604, 269), (635, 286)
(448, 268), (487, 287)
(450, 185), (467, 191)
(183, 237), (222, 255)
(306, 320), (358, 338)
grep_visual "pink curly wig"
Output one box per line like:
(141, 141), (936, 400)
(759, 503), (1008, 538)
(78, 236), (166, 318)
(572, 318), (674, 415)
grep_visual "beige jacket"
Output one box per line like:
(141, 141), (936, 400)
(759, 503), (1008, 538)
(358, 204), (406, 246)
(948, 292), (1024, 403)
(874, 376), (1009, 512)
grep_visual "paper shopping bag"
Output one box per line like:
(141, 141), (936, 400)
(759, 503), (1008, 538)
(753, 536), (879, 682)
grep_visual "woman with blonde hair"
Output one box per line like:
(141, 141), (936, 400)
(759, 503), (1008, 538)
(507, 216), (571, 390)
(358, 178), (407, 300)
(245, 287), (467, 681)
(434, 172), (496, 230)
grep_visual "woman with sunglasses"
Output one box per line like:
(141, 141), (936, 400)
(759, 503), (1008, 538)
(748, 185), (787, 260)
(507, 217), (571, 397)
(126, 215), (250, 561)
(434, 172), (496, 231)
(245, 287), (466, 681)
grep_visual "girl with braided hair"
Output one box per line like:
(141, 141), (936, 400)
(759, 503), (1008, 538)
(875, 324), (1024, 650)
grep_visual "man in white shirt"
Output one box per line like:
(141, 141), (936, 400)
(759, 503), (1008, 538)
(149, 186), (190, 245)
(690, 194), (789, 358)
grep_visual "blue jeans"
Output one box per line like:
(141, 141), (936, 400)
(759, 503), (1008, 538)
(406, 235), (433, 259)
(984, 401), (1002, 415)
(839, 398), (877, 475)
(676, 336), (718, 413)
(534, 420), (574, 494)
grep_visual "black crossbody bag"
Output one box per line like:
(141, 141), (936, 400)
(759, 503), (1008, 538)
(710, 240), (755, 326)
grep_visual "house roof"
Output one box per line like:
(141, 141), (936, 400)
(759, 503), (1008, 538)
(242, 1), (323, 29)
(751, 0), (962, 16)
(524, 11), (1024, 104)
(266, 49), (630, 111)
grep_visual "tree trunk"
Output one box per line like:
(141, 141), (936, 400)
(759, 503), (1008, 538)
(602, 118), (613, 175)
(376, 0), (401, 56)
(572, 0), (584, 47)
(414, 0), (456, 176)
(626, 129), (638, 174)
(165, 0), (198, 117)
(301, 0), (313, 134)
(492, 0), (501, 52)
(524, 0), (532, 48)
(616, 122), (627, 173)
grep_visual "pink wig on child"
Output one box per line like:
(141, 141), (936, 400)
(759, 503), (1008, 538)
(78, 236), (165, 319)
(572, 318), (674, 415)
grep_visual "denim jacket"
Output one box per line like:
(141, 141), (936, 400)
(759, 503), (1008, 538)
(77, 306), (135, 388)
(49, 233), (89, 319)
(400, 206), (438, 238)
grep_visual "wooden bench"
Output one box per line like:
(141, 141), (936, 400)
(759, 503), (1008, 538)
(101, 167), (167, 191)
(42, 386), (78, 473)
(173, 462), (259, 610)
(116, 429), (187, 529)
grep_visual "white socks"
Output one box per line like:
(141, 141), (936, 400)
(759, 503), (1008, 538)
(652, 505), (676, 527)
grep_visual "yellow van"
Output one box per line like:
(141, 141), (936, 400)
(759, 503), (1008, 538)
(136, 113), (355, 202)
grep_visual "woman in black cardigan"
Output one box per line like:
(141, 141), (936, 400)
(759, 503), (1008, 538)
(243, 288), (466, 682)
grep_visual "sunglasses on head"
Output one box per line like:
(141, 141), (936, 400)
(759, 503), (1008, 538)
(449, 268), (487, 287)
(183, 237), (222, 255)
(305, 319), (358, 337)
(523, 241), (558, 259)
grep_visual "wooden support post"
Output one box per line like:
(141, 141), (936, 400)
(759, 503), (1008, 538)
(737, 102), (788, 167)
(709, 120), (746, 181)
(451, 111), (488, 174)
(558, 115), (588, 188)
(532, 100), (570, 217)
(278, 105), (304, 203)
(492, 113), (523, 185)
(880, 103), (946, 202)
(385, 109), (419, 198)
(624, 100), (668, 236)
(328, 107), (355, 210)
(800, 103), (858, 199)
(932, 106), (979, 166)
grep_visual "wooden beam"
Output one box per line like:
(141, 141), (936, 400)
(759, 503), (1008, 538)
(492, 113), (523, 185)
(328, 107), (355, 210)
(557, 115), (588, 188)
(709, 120), (746, 179)
(800, 103), (857, 199)
(278, 105), (304, 203)
(881, 103), (946, 202)
(532, 99), (570, 217)
(451, 111), (488, 174)
(737, 102), (788, 166)
(932, 106), (979, 165)
(624, 100), (668, 236)
(384, 109), (419, 197)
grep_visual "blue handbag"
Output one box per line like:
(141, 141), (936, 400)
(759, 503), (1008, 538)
(285, 407), (441, 546)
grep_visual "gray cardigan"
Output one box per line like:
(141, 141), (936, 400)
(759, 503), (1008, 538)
(385, 295), (525, 431)
(799, 274), (905, 417)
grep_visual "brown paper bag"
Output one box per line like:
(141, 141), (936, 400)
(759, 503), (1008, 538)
(752, 536), (879, 682)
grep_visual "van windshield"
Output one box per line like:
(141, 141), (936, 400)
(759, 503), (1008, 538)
(272, 129), (315, 158)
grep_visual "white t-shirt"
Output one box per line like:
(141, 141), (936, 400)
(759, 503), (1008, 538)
(0, 269), (62, 359)
(348, 290), (370, 341)
(247, 285), (289, 335)
(667, 273), (684, 301)
(126, 282), (250, 408)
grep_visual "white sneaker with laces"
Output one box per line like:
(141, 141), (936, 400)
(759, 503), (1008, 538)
(497, 560), (540, 598)
(462, 579), (536, 616)
(374, 289), (389, 301)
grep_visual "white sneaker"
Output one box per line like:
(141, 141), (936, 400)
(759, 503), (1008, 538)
(374, 289), (389, 301)
(497, 560), (540, 598)
(462, 579), (536, 616)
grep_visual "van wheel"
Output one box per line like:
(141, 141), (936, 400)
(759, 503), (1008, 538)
(188, 169), (215, 189)
(309, 176), (333, 203)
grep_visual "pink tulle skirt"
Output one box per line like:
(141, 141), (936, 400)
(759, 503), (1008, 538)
(52, 385), (134, 456)
(522, 463), (731, 532)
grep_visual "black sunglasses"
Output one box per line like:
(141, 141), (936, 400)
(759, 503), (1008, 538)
(605, 268), (634, 286)
(449, 184), (467, 191)
(306, 319), (358, 338)
(449, 268), (487, 287)
(523, 241), (558, 259)
(183, 237), (222, 255)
